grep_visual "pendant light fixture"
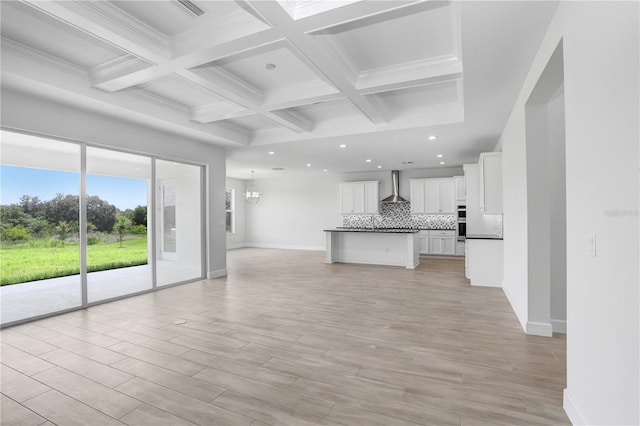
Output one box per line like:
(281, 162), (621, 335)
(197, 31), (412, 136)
(245, 170), (261, 204)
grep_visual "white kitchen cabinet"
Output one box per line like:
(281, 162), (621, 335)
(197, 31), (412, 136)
(340, 181), (379, 214)
(466, 238), (503, 287)
(409, 180), (425, 214)
(454, 176), (465, 203)
(478, 152), (502, 214)
(418, 231), (429, 254)
(409, 178), (455, 214)
(428, 230), (455, 255)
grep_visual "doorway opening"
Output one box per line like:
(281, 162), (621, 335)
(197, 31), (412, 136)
(524, 41), (566, 336)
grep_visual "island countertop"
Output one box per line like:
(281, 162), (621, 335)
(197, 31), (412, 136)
(324, 228), (420, 234)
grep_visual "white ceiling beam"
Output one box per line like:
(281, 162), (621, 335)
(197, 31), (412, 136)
(89, 30), (284, 93)
(1, 40), (250, 147)
(244, 0), (389, 124)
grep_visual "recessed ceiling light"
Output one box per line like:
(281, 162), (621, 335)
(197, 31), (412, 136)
(265, 63), (276, 70)
(440, 161), (446, 165)
(377, 165), (383, 169)
(437, 154), (443, 158)
(365, 159), (372, 163)
(268, 151), (275, 155)
(428, 135), (437, 140)
(306, 163), (311, 167)
(339, 144), (347, 148)
(323, 169), (328, 172)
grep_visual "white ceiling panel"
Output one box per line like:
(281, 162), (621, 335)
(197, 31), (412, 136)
(214, 46), (325, 93)
(332, 2), (456, 72)
(137, 74), (223, 107)
(0, 2), (125, 69)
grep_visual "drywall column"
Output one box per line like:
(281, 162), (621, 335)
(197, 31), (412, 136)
(525, 101), (552, 336)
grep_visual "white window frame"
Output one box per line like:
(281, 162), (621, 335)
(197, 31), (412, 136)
(225, 188), (235, 234)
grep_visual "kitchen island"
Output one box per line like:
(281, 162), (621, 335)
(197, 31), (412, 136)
(324, 228), (420, 269)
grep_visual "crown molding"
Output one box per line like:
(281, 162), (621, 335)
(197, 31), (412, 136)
(21, 1), (168, 62)
(75, 1), (169, 51)
(1, 38), (86, 76)
(356, 55), (463, 95)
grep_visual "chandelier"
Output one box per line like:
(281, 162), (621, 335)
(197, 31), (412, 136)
(245, 170), (261, 204)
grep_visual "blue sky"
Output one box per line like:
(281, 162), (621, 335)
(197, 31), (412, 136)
(1, 166), (147, 210)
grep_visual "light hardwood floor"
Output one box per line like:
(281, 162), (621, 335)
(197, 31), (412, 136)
(0, 248), (569, 425)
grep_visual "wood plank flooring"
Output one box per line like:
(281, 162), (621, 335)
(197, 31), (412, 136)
(0, 248), (569, 425)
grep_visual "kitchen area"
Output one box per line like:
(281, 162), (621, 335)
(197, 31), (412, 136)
(324, 153), (504, 287)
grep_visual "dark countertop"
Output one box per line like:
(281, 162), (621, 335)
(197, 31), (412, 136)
(465, 234), (504, 240)
(325, 228), (420, 234)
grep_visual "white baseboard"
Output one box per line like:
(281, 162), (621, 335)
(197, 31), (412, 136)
(526, 321), (553, 337)
(470, 279), (502, 288)
(564, 388), (587, 425)
(245, 243), (324, 251)
(551, 319), (567, 333)
(207, 268), (227, 279)
(226, 243), (247, 250)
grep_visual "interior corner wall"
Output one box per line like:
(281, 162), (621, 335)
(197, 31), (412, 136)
(0, 88), (228, 278)
(225, 177), (246, 249)
(498, 2), (639, 424)
(244, 167), (463, 250)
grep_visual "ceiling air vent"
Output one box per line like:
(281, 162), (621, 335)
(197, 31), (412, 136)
(172, 0), (206, 17)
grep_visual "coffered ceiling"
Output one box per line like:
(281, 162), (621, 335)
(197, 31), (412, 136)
(0, 1), (558, 178)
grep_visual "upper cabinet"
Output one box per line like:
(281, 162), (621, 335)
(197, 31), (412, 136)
(409, 178), (455, 214)
(340, 181), (379, 215)
(478, 152), (503, 214)
(454, 176), (465, 203)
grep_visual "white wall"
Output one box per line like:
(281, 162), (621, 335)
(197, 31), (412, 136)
(225, 177), (246, 249)
(498, 2), (639, 424)
(1, 88), (228, 278)
(548, 91), (566, 331)
(245, 167), (463, 250)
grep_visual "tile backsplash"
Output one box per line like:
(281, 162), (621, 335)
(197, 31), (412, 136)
(342, 203), (456, 230)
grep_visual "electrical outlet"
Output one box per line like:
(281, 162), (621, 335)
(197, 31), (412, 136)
(588, 233), (596, 257)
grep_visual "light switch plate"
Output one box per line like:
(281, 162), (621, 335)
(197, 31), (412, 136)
(588, 233), (596, 257)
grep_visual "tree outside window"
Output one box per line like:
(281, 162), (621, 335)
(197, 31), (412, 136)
(225, 188), (234, 234)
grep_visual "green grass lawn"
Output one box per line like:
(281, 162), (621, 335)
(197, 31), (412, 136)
(0, 237), (148, 286)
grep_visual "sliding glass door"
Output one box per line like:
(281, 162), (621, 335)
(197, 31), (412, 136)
(0, 132), (82, 324)
(86, 147), (152, 303)
(155, 160), (203, 286)
(0, 130), (206, 326)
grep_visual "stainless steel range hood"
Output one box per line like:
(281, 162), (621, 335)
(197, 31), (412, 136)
(381, 170), (409, 203)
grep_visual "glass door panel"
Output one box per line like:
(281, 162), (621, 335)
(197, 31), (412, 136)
(155, 160), (203, 286)
(0, 131), (81, 324)
(86, 147), (152, 303)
